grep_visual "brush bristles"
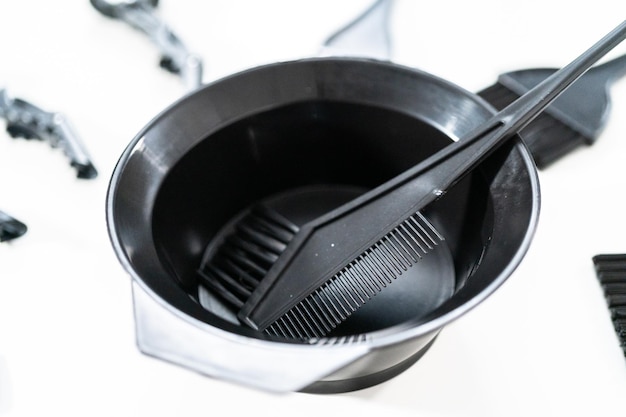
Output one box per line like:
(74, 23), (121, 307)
(198, 206), (299, 310)
(265, 211), (444, 340)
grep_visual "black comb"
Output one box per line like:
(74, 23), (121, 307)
(262, 211), (444, 339)
(592, 254), (626, 357)
(479, 54), (626, 168)
(233, 21), (626, 339)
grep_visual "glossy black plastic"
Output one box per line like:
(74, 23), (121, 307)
(479, 54), (626, 168)
(0, 210), (27, 242)
(107, 58), (539, 392)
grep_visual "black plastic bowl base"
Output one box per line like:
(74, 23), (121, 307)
(301, 335), (439, 394)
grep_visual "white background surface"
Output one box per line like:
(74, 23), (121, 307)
(1, 1), (626, 416)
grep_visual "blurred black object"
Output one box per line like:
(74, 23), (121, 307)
(0, 210), (27, 242)
(592, 254), (626, 357)
(90, 0), (203, 91)
(0, 88), (97, 179)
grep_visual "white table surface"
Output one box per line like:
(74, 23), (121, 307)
(1, 1), (626, 416)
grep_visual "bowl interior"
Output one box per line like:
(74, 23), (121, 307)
(151, 100), (503, 337)
(108, 59), (536, 341)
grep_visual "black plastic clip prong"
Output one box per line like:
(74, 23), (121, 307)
(0, 210), (27, 242)
(0, 88), (97, 179)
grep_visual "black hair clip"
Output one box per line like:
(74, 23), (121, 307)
(0, 88), (97, 179)
(90, 0), (203, 92)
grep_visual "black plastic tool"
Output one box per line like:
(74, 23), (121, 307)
(0, 89), (97, 179)
(479, 54), (626, 168)
(0, 210), (27, 242)
(229, 21), (626, 339)
(90, 0), (203, 92)
(592, 254), (626, 357)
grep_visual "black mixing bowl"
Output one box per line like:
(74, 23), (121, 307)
(106, 57), (539, 393)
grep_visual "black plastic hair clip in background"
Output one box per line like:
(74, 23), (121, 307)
(90, 0), (203, 92)
(592, 254), (626, 358)
(0, 210), (27, 242)
(0, 88), (98, 179)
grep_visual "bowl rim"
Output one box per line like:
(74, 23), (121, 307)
(105, 56), (541, 351)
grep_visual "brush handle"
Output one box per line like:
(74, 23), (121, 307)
(240, 20), (626, 331)
(314, 19), (626, 234)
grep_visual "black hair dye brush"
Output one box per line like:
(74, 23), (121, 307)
(479, 53), (626, 168)
(203, 21), (626, 340)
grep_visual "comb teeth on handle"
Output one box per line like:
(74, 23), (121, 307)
(265, 211), (443, 339)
